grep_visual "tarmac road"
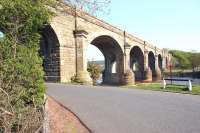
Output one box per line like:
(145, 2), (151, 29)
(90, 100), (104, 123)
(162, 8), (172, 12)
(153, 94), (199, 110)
(47, 83), (200, 133)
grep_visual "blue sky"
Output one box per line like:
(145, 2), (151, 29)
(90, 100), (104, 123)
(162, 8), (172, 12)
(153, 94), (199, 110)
(87, 0), (200, 60)
(100, 0), (200, 51)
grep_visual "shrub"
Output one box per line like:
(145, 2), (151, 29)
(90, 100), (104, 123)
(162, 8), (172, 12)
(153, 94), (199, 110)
(0, 0), (54, 132)
(71, 75), (84, 84)
(87, 63), (103, 84)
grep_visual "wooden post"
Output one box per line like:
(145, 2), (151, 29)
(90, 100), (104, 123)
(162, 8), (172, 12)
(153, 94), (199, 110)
(169, 64), (173, 85)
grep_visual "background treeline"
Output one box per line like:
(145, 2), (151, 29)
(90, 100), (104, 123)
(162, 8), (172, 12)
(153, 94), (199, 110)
(170, 50), (200, 70)
(166, 50), (200, 78)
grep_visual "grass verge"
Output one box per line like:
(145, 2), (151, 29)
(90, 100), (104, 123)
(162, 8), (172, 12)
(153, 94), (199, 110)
(124, 83), (200, 95)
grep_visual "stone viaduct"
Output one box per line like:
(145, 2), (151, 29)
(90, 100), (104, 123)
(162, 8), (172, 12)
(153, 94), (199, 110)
(40, 3), (171, 85)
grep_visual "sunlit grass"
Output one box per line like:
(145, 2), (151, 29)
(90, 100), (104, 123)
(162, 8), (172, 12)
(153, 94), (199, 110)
(125, 83), (200, 95)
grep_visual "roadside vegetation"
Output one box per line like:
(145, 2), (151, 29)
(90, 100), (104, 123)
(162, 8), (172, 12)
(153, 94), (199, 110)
(0, 0), (54, 132)
(125, 83), (200, 95)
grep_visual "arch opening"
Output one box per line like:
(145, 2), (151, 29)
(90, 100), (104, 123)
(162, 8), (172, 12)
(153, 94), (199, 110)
(158, 54), (163, 71)
(148, 51), (156, 79)
(87, 35), (124, 84)
(40, 25), (60, 81)
(166, 57), (168, 69)
(130, 46), (144, 81)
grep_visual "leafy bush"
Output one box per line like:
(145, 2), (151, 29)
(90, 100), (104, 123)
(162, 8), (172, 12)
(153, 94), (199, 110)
(0, 0), (54, 132)
(71, 75), (84, 84)
(87, 63), (103, 84)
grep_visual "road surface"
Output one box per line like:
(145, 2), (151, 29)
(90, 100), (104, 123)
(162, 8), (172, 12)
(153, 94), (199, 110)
(47, 83), (200, 133)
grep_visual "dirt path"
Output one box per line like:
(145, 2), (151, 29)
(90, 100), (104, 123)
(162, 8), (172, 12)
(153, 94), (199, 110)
(48, 96), (91, 133)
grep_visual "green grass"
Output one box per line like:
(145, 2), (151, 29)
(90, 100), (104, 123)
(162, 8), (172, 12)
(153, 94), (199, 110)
(124, 83), (200, 95)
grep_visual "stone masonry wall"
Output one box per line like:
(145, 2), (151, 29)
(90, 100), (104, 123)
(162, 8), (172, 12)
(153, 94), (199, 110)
(46, 3), (171, 83)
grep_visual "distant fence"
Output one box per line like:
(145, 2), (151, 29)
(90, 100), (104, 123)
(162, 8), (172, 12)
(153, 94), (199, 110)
(164, 71), (200, 78)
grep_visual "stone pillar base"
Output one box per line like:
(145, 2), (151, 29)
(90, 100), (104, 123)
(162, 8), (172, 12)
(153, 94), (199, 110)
(155, 68), (162, 81)
(75, 71), (92, 85)
(123, 70), (135, 85)
(144, 67), (152, 82)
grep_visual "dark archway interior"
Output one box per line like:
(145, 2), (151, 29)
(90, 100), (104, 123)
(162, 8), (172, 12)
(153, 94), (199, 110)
(90, 35), (124, 84)
(158, 54), (162, 71)
(166, 57), (168, 68)
(40, 25), (60, 81)
(148, 51), (156, 78)
(130, 46), (144, 81)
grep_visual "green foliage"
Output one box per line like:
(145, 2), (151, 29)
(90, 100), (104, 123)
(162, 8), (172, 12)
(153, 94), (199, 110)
(87, 63), (103, 84)
(191, 51), (200, 71)
(0, 0), (53, 106)
(170, 50), (200, 70)
(170, 50), (192, 69)
(0, 0), (54, 131)
(71, 75), (84, 84)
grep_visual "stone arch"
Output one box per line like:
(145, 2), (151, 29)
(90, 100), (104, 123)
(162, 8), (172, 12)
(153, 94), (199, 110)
(158, 54), (162, 71)
(89, 35), (124, 84)
(130, 46), (145, 81)
(88, 32), (124, 53)
(40, 25), (60, 81)
(148, 51), (156, 79)
(130, 44), (144, 55)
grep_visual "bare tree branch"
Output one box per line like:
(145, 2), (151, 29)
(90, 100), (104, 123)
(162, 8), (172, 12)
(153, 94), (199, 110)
(0, 107), (13, 116)
(0, 87), (14, 114)
(62, 0), (111, 15)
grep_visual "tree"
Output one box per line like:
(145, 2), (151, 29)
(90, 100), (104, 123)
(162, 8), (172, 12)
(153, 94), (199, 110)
(191, 50), (200, 72)
(170, 50), (200, 71)
(169, 50), (192, 69)
(87, 63), (103, 84)
(63, 0), (111, 15)
(0, 0), (53, 132)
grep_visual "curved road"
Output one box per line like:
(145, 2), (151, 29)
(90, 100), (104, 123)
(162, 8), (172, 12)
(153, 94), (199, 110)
(47, 83), (200, 133)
